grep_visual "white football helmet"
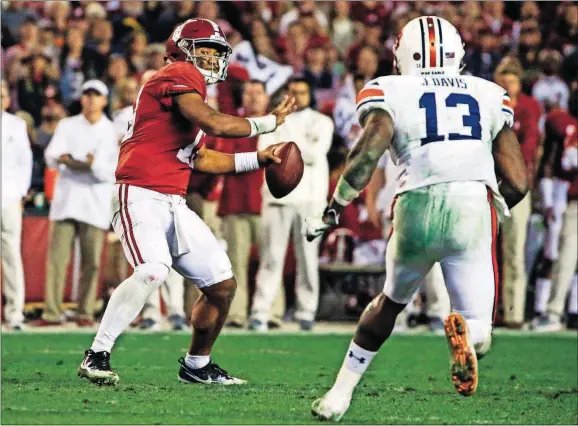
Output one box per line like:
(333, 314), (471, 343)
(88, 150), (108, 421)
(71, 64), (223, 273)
(394, 16), (465, 77)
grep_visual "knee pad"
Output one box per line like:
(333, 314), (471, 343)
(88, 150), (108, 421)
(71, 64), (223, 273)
(466, 319), (492, 358)
(133, 263), (170, 289)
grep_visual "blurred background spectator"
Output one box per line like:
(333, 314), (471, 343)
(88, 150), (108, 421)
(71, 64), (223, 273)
(2, 1), (576, 332)
(1, 79), (33, 331)
(35, 80), (118, 327)
(250, 77), (333, 332)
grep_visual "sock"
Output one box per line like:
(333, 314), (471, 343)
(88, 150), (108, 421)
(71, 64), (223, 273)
(91, 274), (157, 353)
(534, 278), (552, 315)
(331, 341), (376, 396)
(568, 274), (578, 315)
(185, 354), (210, 369)
(466, 319), (491, 355)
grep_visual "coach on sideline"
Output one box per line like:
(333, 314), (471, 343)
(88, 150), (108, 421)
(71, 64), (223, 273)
(1, 79), (33, 330)
(250, 77), (334, 331)
(37, 80), (118, 327)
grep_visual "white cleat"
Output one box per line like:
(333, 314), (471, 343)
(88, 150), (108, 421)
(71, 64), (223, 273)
(311, 390), (351, 422)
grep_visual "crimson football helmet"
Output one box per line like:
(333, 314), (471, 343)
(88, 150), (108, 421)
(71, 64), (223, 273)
(165, 18), (232, 85)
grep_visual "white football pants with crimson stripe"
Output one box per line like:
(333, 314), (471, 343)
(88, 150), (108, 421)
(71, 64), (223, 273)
(111, 184), (233, 288)
(384, 181), (498, 348)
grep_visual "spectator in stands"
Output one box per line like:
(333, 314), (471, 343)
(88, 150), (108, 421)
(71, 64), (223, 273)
(355, 46), (380, 81)
(281, 21), (310, 72)
(1, 79), (33, 330)
(2, 1), (39, 45)
(110, 1), (146, 47)
(35, 103), (67, 149)
(333, 73), (365, 149)
(532, 49), (570, 112)
(494, 60), (541, 328)
(37, 80), (118, 327)
(125, 31), (148, 75)
(302, 39), (334, 100)
(346, 16), (388, 75)
(144, 43), (166, 71)
(111, 76), (139, 140)
(5, 16), (40, 85)
(330, 1), (356, 56)
(218, 80), (285, 328)
(464, 28), (501, 80)
(517, 18), (542, 90)
(16, 49), (59, 125)
(251, 78), (334, 331)
(279, 0), (329, 36)
(482, 1), (514, 49)
(349, 0), (389, 25)
(59, 27), (102, 107)
(41, 1), (70, 48)
(30, 103), (67, 194)
(86, 18), (114, 65)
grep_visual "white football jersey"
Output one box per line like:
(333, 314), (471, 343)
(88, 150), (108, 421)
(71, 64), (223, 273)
(356, 75), (514, 218)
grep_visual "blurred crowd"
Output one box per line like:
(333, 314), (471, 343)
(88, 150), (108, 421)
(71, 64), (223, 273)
(1, 1), (577, 332)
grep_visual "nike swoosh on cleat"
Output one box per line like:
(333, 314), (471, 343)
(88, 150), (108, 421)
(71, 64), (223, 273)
(178, 371), (212, 384)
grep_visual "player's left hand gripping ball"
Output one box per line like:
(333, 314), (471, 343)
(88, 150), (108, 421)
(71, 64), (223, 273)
(304, 207), (339, 242)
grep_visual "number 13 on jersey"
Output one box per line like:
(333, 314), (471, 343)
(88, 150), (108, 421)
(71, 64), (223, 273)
(419, 92), (481, 145)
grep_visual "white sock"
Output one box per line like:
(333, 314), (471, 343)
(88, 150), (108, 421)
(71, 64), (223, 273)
(331, 341), (376, 396)
(534, 278), (552, 314)
(568, 274), (578, 315)
(91, 274), (157, 353)
(466, 319), (491, 355)
(185, 354), (210, 369)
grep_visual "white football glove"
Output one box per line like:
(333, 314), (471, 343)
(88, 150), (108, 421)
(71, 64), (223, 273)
(303, 207), (339, 242)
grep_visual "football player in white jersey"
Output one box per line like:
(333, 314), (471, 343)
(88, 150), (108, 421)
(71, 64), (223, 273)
(304, 16), (528, 421)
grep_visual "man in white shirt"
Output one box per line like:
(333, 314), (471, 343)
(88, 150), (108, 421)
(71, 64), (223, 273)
(250, 78), (334, 331)
(37, 80), (118, 327)
(1, 79), (33, 330)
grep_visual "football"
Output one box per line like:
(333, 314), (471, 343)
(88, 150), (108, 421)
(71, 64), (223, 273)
(265, 141), (304, 199)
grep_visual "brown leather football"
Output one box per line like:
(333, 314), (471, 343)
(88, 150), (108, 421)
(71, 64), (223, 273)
(265, 142), (304, 199)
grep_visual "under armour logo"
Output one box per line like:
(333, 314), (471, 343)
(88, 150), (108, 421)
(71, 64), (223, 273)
(348, 351), (365, 364)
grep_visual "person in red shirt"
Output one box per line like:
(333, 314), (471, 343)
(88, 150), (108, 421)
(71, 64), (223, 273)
(78, 18), (296, 386)
(494, 61), (541, 328)
(532, 99), (578, 331)
(217, 80), (286, 328)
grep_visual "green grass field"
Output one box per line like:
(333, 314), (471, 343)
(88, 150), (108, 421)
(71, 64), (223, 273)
(1, 332), (577, 424)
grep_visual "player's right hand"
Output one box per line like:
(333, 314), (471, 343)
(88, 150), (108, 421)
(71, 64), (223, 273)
(257, 143), (283, 166)
(270, 95), (297, 127)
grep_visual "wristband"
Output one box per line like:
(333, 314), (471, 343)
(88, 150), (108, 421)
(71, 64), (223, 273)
(540, 178), (554, 209)
(234, 152), (260, 173)
(247, 115), (277, 137)
(333, 176), (360, 207)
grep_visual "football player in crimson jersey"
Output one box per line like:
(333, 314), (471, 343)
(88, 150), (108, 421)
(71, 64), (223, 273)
(532, 95), (578, 331)
(78, 18), (296, 386)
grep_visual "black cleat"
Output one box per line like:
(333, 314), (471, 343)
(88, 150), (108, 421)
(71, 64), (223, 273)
(78, 350), (120, 386)
(177, 358), (246, 385)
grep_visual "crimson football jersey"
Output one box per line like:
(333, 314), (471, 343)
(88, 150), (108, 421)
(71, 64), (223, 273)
(542, 110), (578, 181)
(116, 61), (207, 195)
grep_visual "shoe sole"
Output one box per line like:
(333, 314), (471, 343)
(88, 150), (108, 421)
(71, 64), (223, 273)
(78, 369), (119, 386)
(444, 313), (478, 397)
(177, 373), (246, 385)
